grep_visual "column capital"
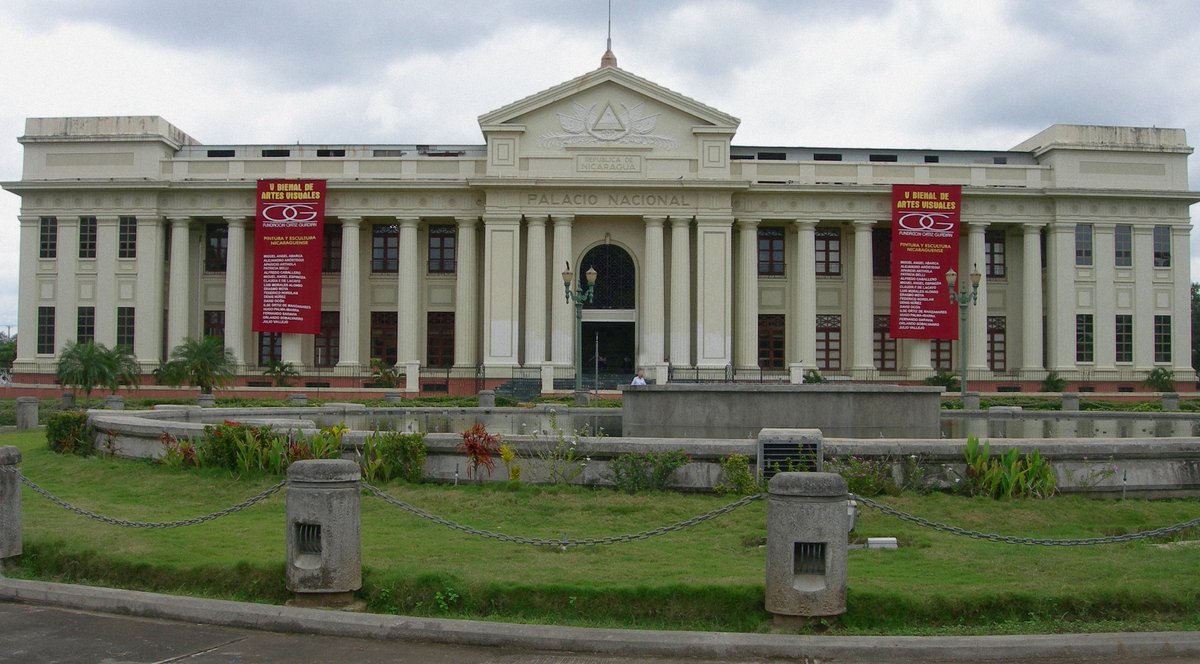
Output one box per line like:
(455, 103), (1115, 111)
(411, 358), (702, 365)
(398, 217), (421, 228)
(670, 216), (692, 228)
(223, 216), (250, 228)
(967, 220), (991, 232)
(550, 214), (575, 227)
(338, 215), (363, 227)
(484, 213), (522, 225)
(793, 219), (817, 231)
(525, 215), (547, 227)
(851, 219), (875, 231)
(94, 214), (120, 224)
(735, 217), (760, 231)
(166, 216), (191, 227)
(643, 215), (667, 227)
(1021, 222), (1046, 234)
(695, 215), (733, 227)
(17, 215), (41, 225)
(453, 215), (478, 229)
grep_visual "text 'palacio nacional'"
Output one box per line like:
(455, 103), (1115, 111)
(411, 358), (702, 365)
(4, 51), (1197, 394)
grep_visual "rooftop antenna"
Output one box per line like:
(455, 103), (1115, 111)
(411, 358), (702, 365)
(601, 0), (618, 68)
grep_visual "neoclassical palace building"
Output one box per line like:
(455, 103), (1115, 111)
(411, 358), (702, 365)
(4, 56), (1197, 393)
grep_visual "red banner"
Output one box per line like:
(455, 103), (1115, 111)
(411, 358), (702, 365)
(888, 185), (961, 339)
(252, 180), (325, 334)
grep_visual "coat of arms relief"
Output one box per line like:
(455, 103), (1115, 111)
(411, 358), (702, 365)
(538, 101), (678, 149)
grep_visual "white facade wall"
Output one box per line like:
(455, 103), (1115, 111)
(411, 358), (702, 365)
(4, 68), (1197, 387)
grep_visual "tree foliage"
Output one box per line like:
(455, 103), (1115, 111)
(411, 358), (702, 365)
(56, 341), (141, 407)
(160, 336), (237, 394)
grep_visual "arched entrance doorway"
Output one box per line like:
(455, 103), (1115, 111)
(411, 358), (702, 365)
(580, 244), (636, 385)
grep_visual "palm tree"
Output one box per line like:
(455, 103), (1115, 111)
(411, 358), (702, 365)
(262, 360), (298, 387)
(56, 341), (141, 407)
(162, 336), (237, 395)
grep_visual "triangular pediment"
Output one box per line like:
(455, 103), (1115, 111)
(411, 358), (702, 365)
(478, 66), (739, 179)
(479, 66), (739, 131)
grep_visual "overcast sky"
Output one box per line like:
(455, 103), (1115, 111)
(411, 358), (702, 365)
(1, 0), (1198, 335)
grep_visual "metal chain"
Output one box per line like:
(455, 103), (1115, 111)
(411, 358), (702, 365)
(360, 481), (765, 547)
(853, 493), (1200, 546)
(3, 466), (285, 529)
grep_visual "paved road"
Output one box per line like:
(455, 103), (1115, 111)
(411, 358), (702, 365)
(0, 602), (742, 664)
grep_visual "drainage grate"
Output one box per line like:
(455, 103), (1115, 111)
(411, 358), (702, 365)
(296, 523), (322, 555)
(793, 542), (826, 575)
(758, 438), (822, 479)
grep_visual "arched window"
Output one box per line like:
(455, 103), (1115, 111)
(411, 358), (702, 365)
(580, 244), (635, 310)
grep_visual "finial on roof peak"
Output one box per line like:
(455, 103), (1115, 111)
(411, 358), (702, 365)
(601, 0), (617, 68)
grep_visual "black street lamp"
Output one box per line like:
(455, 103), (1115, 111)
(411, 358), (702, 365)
(946, 265), (982, 401)
(563, 262), (597, 405)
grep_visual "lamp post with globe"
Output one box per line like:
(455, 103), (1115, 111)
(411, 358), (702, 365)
(563, 262), (597, 405)
(946, 265), (982, 400)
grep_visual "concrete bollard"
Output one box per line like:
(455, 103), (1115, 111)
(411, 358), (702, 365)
(103, 395), (125, 410)
(477, 390), (496, 408)
(766, 472), (849, 625)
(286, 459), (362, 609)
(195, 394), (216, 407)
(383, 392), (404, 404)
(1061, 393), (1080, 411)
(288, 393), (308, 406)
(15, 397), (39, 429)
(61, 392), (75, 409)
(962, 391), (981, 410)
(0, 446), (22, 560)
(1162, 393), (1180, 411)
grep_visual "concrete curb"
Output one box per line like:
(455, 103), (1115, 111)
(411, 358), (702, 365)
(2, 579), (1198, 661)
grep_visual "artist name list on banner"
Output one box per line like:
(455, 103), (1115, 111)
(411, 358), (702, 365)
(889, 185), (962, 340)
(252, 180), (325, 335)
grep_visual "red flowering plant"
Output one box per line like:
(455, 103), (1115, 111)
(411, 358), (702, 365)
(457, 423), (500, 481)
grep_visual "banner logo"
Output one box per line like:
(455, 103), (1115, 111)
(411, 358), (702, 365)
(260, 203), (320, 224)
(897, 212), (955, 233)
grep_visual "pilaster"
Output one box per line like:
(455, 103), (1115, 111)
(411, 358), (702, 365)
(483, 214), (522, 367)
(694, 216), (732, 367)
(669, 216), (692, 367)
(453, 216), (479, 368)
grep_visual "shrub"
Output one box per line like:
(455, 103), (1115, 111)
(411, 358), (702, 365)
(499, 443), (521, 482)
(457, 423), (500, 480)
(802, 369), (826, 384)
(712, 453), (765, 496)
(923, 368), (960, 392)
(957, 435), (1056, 499)
(1040, 370), (1068, 392)
(45, 410), (93, 456)
(1143, 367), (1175, 392)
(197, 420), (338, 474)
(825, 455), (894, 496)
(607, 449), (691, 493)
(530, 411), (591, 485)
(375, 431), (427, 483)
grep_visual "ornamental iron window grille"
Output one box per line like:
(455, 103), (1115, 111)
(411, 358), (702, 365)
(985, 230), (1006, 278)
(427, 311), (455, 367)
(987, 316), (1006, 372)
(758, 314), (785, 369)
(874, 315), (897, 371)
(815, 228), (841, 276)
(758, 227), (785, 276)
(581, 244), (635, 310)
(1153, 226), (1171, 267)
(428, 225), (456, 274)
(816, 314), (841, 371)
(205, 224), (228, 272)
(372, 224), (399, 273)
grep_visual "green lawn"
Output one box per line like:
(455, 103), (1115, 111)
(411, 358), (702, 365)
(2, 429), (1198, 635)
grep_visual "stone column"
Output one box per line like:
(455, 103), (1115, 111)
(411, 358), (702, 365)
(851, 221), (875, 374)
(336, 217), (363, 373)
(1171, 224), (1193, 379)
(734, 218), (760, 369)
(966, 222), (989, 371)
(224, 216), (248, 367)
(1132, 226), (1155, 368)
(54, 217), (78, 354)
(454, 216), (479, 368)
(792, 221), (817, 377)
(166, 217), (192, 352)
(641, 215), (667, 368)
(1021, 223), (1044, 373)
(1045, 223), (1076, 371)
(669, 216), (692, 367)
(694, 216), (732, 367)
(396, 217), (421, 388)
(908, 339), (932, 379)
(134, 216), (165, 367)
(483, 214), (522, 367)
(1093, 224), (1116, 373)
(524, 216), (547, 366)
(550, 215), (575, 367)
(93, 216), (119, 348)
